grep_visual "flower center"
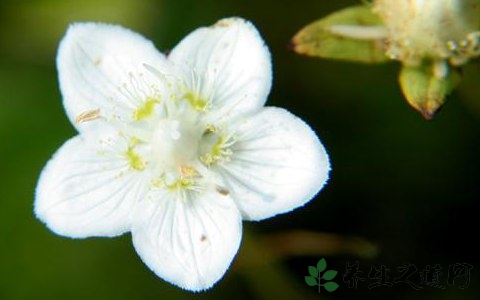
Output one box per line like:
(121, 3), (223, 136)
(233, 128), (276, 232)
(136, 88), (235, 191)
(151, 118), (202, 170)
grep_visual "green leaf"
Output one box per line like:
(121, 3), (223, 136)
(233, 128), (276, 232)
(317, 258), (327, 272)
(292, 5), (389, 63)
(324, 281), (339, 292)
(322, 270), (338, 280)
(399, 62), (460, 119)
(308, 266), (318, 277)
(305, 276), (318, 286)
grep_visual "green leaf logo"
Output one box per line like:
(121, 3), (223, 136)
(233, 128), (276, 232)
(304, 258), (339, 293)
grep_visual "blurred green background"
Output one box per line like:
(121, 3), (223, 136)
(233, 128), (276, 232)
(1, 0), (479, 299)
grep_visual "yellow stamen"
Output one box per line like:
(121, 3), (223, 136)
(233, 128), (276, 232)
(125, 148), (146, 171)
(184, 92), (207, 111)
(133, 97), (159, 121)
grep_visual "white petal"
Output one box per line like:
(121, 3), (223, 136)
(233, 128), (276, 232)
(169, 17), (271, 119)
(131, 188), (242, 291)
(57, 23), (170, 131)
(217, 107), (330, 221)
(35, 131), (149, 238)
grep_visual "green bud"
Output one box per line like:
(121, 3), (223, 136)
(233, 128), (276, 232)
(399, 62), (460, 120)
(292, 5), (389, 63)
(373, 0), (480, 66)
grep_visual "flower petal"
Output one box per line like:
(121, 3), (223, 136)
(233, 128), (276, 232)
(169, 17), (271, 119)
(131, 188), (242, 291)
(217, 107), (330, 221)
(57, 22), (170, 131)
(35, 130), (149, 238)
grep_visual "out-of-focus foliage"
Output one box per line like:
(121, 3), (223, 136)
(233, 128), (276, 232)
(0, 0), (160, 64)
(1, 1), (479, 300)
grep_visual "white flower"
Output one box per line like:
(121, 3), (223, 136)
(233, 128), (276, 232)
(34, 18), (330, 291)
(373, 0), (480, 77)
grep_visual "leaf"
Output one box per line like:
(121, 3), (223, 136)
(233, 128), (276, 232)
(399, 62), (460, 120)
(292, 5), (389, 63)
(317, 258), (327, 272)
(324, 281), (339, 292)
(305, 276), (318, 286)
(322, 270), (338, 280)
(308, 266), (319, 277)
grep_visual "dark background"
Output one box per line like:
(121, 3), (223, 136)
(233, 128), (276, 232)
(0, 0), (479, 299)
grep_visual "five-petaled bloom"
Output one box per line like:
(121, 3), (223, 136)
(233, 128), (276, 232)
(35, 18), (330, 291)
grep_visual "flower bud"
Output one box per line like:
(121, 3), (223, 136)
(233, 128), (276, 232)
(373, 0), (480, 67)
